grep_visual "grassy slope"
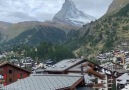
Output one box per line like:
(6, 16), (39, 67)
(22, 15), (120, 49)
(4, 21), (43, 40)
(70, 3), (129, 59)
(4, 21), (80, 41)
(5, 25), (67, 46)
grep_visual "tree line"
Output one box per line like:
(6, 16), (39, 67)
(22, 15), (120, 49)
(11, 42), (74, 62)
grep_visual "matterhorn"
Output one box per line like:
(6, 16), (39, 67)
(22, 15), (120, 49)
(53, 0), (95, 26)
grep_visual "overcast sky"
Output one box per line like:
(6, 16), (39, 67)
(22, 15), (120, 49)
(0, 0), (112, 23)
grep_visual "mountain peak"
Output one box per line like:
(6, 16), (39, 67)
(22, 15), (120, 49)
(65, 0), (74, 4)
(53, 0), (95, 26)
(64, 0), (75, 9)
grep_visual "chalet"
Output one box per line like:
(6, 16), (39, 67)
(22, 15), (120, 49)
(44, 58), (119, 90)
(0, 62), (31, 86)
(80, 61), (116, 90)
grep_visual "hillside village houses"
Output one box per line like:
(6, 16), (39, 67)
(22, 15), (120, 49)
(0, 50), (129, 89)
(0, 58), (124, 89)
(96, 50), (129, 69)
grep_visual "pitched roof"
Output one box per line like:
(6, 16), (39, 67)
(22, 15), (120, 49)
(0, 62), (31, 73)
(45, 58), (85, 72)
(2, 74), (83, 90)
(68, 62), (90, 72)
(117, 73), (129, 80)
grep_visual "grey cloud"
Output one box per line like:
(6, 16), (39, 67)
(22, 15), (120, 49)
(73, 0), (113, 18)
(0, 0), (112, 23)
(8, 12), (34, 20)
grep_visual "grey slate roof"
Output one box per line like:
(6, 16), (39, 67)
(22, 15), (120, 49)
(68, 62), (90, 72)
(117, 73), (129, 80)
(117, 73), (129, 84)
(45, 58), (84, 72)
(68, 73), (95, 84)
(2, 74), (83, 90)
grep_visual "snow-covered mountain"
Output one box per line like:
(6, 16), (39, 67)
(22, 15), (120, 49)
(53, 0), (95, 26)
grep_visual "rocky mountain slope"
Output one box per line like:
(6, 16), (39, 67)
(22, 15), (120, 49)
(53, 0), (95, 26)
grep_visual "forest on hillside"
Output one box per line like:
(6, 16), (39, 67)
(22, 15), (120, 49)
(8, 42), (74, 62)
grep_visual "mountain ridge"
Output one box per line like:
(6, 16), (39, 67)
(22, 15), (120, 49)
(4, 25), (68, 46)
(0, 20), (80, 43)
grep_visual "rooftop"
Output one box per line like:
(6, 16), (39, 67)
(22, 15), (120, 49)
(117, 73), (129, 85)
(68, 62), (90, 72)
(2, 74), (83, 90)
(45, 58), (84, 72)
(0, 62), (31, 73)
(117, 73), (129, 80)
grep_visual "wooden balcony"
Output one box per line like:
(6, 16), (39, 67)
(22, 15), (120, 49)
(86, 68), (105, 79)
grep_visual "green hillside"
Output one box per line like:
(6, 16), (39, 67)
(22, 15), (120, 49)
(4, 21), (43, 40)
(4, 25), (68, 47)
(66, 3), (129, 59)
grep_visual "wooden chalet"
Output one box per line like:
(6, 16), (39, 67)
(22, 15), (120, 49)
(0, 62), (31, 86)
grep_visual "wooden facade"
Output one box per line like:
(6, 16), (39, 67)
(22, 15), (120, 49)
(0, 62), (31, 86)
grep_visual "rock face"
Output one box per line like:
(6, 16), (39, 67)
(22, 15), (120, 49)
(53, 0), (95, 26)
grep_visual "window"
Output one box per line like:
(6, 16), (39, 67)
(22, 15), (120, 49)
(9, 70), (12, 74)
(0, 75), (3, 79)
(0, 68), (3, 71)
(108, 89), (112, 90)
(9, 78), (12, 82)
(20, 73), (23, 78)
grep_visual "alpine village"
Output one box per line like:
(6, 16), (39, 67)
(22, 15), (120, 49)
(0, 0), (129, 90)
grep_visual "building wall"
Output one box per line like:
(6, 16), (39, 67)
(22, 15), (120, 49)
(0, 65), (30, 86)
(98, 75), (108, 90)
(97, 75), (113, 90)
(0, 67), (5, 87)
(107, 76), (113, 90)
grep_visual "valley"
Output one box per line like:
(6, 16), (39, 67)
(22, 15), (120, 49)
(1, 0), (129, 90)
(0, 0), (129, 61)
